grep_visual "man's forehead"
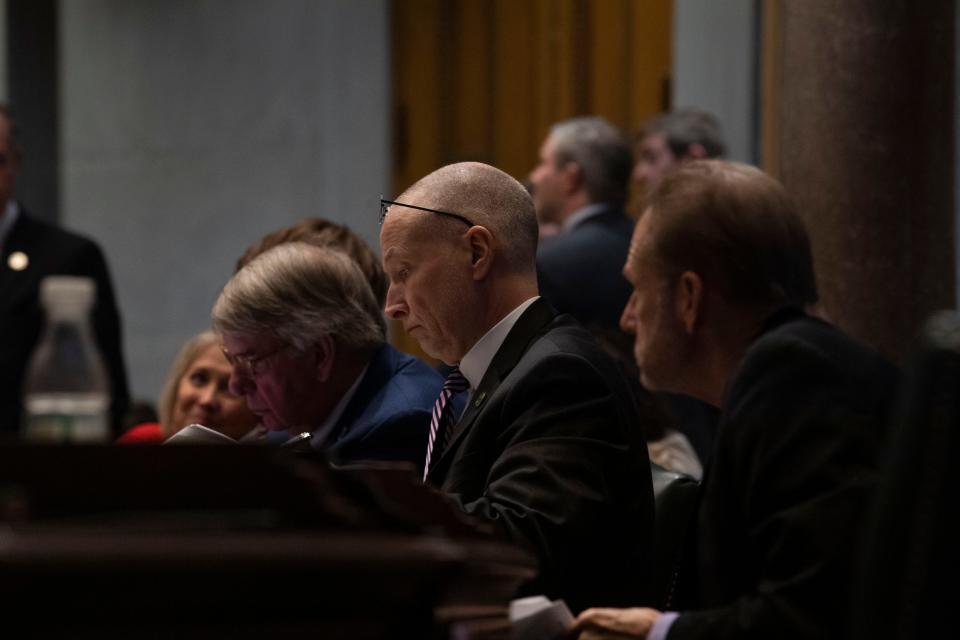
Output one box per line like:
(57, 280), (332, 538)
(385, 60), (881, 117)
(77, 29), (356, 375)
(381, 207), (418, 236)
(628, 213), (656, 261)
(221, 332), (255, 352)
(625, 236), (646, 272)
(223, 331), (282, 353)
(381, 215), (423, 257)
(540, 134), (556, 156)
(634, 208), (655, 238)
(638, 132), (668, 153)
(382, 196), (464, 242)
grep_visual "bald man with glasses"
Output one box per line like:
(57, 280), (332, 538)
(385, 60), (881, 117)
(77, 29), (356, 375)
(379, 162), (654, 613)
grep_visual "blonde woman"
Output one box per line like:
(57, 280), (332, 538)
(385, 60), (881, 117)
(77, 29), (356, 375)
(118, 331), (257, 443)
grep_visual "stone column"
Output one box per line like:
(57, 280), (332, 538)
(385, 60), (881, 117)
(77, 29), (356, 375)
(772, 1), (955, 363)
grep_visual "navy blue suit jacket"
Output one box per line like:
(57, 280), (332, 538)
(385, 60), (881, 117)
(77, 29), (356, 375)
(536, 206), (634, 330)
(326, 343), (444, 475)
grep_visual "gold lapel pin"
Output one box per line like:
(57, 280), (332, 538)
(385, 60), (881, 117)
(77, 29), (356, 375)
(7, 251), (28, 271)
(473, 391), (487, 408)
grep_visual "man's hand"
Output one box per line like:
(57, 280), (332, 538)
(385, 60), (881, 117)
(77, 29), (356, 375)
(572, 607), (663, 639)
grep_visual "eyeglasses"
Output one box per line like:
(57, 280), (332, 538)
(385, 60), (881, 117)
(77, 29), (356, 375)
(379, 198), (474, 227)
(221, 343), (292, 376)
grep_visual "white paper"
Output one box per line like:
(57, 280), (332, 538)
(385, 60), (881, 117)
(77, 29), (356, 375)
(510, 595), (574, 640)
(163, 423), (238, 445)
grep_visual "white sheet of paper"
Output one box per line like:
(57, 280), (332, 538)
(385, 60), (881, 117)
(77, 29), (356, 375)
(509, 595), (574, 640)
(163, 423), (237, 445)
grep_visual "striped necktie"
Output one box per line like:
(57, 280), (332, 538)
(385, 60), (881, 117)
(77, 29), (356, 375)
(423, 367), (469, 481)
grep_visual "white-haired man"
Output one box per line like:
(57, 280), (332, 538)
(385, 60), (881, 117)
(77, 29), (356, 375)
(212, 242), (443, 471)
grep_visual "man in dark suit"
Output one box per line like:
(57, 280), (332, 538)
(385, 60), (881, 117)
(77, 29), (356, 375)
(379, 162), (654, 612)
(213, 242), (442, 473)
(529, 116), (635, 329)
(574, 160), (898, 640)
(0, 106), (129, 435)
(532, 116), (715, 470)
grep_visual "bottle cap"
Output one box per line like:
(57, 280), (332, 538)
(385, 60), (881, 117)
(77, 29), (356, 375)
(39, 276), (97, 312)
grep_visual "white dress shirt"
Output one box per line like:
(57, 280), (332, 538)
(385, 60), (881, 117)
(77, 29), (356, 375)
(458, 296), (540, 394)
(560, 203), (608, 232)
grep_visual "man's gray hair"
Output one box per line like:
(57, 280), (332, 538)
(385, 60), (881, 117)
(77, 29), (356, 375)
(549, 116), (632, 204)
(212, 242), (385, 355)
(640, 108), (726, 159)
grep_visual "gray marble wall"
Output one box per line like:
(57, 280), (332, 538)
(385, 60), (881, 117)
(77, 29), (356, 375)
(59, 0), (390, 401)
(775, 1), (954, 362)
(672, 0), (757, 163)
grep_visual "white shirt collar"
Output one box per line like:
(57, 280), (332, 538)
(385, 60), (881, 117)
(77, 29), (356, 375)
(0, 201), (20, 251)
(561, 203), (608, 231)
(458, 296), (540, 391)
(309, 363), (369, 449)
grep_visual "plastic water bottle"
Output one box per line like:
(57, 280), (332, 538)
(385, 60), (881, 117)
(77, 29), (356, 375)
(22, 276), (110, 443)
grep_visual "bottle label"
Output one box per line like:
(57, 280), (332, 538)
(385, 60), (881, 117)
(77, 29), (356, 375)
(23, 394), (109, 443)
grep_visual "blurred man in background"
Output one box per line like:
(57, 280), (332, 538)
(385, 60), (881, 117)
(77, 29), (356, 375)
(529, 116), (634, 329)
(632, 108), (725, 203)
(0, 105), (128, 436)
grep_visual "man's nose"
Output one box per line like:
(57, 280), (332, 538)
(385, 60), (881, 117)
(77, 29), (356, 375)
(620, 293), (637, 334)
(632, 162), (649, 185)
(527, 168), (539, 191)
(384, 285), (406, 320)
(228, 367), (251, 397)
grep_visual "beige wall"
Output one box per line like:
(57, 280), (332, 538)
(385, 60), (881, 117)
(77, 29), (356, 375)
(59, 0), (390, 400)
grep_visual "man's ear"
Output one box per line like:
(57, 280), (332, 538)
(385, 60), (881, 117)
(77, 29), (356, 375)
(312, 335), (337, 383)
(674, 271), (704, 335)
(467, 225), (494, 280)
(561, 161), (583, 195)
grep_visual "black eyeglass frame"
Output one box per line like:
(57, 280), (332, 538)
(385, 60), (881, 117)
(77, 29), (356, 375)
(379, 198), (474, 227)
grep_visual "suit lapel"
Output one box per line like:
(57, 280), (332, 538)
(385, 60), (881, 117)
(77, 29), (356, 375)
(427, 298), (557, 482)
(0, 212), (41, 311)
(329, 344), (391, 445)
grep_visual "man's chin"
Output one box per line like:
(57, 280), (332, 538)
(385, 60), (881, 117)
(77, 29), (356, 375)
(407, 332), (460, 365)
(639, 368), (667, 394)
(422, 344), (458, 367)
(412, 336), (439, 359)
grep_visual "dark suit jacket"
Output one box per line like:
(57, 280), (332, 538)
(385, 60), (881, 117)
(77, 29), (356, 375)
(0, 209), (129, 435)
(536, 206), (634, 329)
(669, 308), (898, 640)
(429, 298), (654, 612)
(327, 343), (443, 475)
